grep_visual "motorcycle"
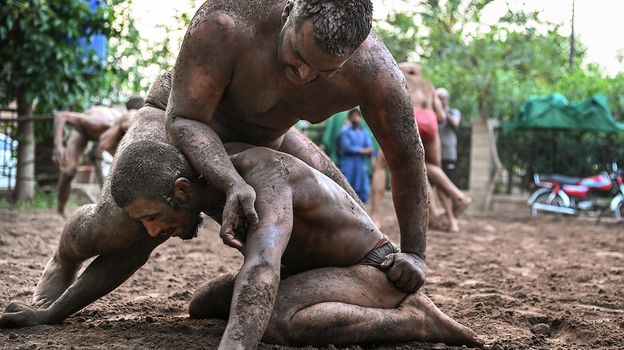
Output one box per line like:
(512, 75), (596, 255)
(528, 162), (624, 218)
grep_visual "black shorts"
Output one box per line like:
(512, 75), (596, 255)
(73, 126), (98, 141)
(357, 237), (400, 269)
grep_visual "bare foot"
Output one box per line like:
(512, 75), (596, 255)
(401, 293), (485, 347)
(428, 214), (448, 231)
(453, 195), (472, 218)
(31, 257), (79, 309)
(447, 218), (460, 232)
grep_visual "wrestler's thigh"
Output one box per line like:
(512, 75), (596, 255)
(65, 131), (89, 166)
(273, 265), (407, 313)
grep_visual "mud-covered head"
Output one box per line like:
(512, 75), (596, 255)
(125, 96), (145, 111)
(278, 0), (373, 85)
(110, 140), (204, 240)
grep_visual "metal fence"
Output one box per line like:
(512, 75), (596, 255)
(496, 128), (624, 194)
(0, 109), (19, 192)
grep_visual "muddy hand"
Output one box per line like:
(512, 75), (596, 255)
(381, 252), (427, 293)
(52, 146), (67, 169)
(220, 183), (258, 251)
(0, 301), (50, 328)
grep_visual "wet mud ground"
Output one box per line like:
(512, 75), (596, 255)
(1, 193), (623, 350)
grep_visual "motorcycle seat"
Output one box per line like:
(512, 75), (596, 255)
(538, 174), (582, 185)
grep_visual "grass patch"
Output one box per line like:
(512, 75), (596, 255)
(0, 190), (80, 210)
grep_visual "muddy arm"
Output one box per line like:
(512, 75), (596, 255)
(279, 127), (365, 208)
(166, 14), (259, 247)
(220, 162), (294, 349)
(98, 121), (122, 155)
(0, 236), (166, 327)
(356, 47), (428, 293)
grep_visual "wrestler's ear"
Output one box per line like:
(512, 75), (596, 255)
(281, 0), (294, 26)
(173, 178), (192, 201)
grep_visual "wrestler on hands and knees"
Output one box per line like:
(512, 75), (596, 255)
(0, 106), (484, 348)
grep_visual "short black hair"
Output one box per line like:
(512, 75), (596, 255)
(292, 0), (373, 57)
(110, 141), (200, 209)
(347, 107), (361, 118)
(126, 96), (145, 111)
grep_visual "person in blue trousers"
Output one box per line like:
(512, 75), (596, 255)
(339, 108), (374, 204)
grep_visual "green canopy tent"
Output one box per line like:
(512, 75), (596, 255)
(504, 93), (624, 133)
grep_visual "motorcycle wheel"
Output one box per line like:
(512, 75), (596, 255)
(616, 201), (624, 220)
(531, 192), (566, 216)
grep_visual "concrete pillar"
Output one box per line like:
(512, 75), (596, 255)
(467, 118), (491, 212)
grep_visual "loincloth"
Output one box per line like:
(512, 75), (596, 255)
(73, 125), (98, 141)
(357, 235), (400, 268)
(414, 108), (438, 142)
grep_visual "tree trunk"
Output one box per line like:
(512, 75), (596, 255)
(14, 94), (35, 202)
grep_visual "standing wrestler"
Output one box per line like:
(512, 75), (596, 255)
(370, 63), (470, 232)
(52, 97), (144, 216)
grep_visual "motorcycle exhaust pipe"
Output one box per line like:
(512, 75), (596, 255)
(531, 203), (577, 215)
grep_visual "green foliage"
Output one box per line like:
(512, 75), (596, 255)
(0, 0), (112, 112)
(372, 0), (611, 121)
(102, 0), (197, 103)
(373, 0), (624, 185)
(0, 188), (78, 210)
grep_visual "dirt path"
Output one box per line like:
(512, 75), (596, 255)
(0, 196), (623, 349)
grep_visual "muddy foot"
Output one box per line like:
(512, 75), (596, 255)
(31, 258), (78, 309)
(453, 195), (472, 218)
(402, 293), (485, 347)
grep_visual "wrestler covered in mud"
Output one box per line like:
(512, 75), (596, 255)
(165, 0), (429, 306)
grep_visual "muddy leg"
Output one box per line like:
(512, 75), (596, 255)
(263, 265), (484, 347)
(32, 201), (145, 309)
(57, 131), (88, 217)
(188, 271), (238, 319)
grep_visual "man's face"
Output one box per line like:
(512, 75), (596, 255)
(348, 112), (362, 127)
(278, 19), (350, 85)
(439, 93), (449, 108)
(125, 197), (203, 240)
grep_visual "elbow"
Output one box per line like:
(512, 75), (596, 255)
(242, 257), (281, 283)
(165, 112), (182, 145)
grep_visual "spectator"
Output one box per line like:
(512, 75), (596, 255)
(339, 108), (374, 204)
(436, 88), (461, 185)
